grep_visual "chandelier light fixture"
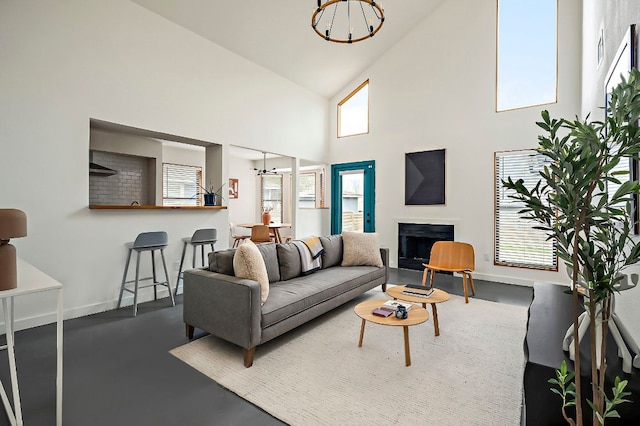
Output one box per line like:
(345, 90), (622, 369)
(312, 0), (385, 44)
(254, 152), (277, 176)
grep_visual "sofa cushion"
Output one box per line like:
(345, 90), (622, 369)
(233, 240), (269, 304)
(276, 242), (302, 280)
(261, 266), (385, 328)
(320, 235), (343, 269)
(341, 232), (383, 268)
(208, 249), (236, 275)
(255, 243), (280, 283)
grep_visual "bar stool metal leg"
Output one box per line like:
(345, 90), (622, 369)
(118, 248), (133, 309)
(161, 249), (175, 306)
(151, 250), (158, 301)
(175, 241), (189, 297)
(133, 250), (141, 316)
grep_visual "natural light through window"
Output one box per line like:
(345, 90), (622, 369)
(496, 0), (557, 111)
(163, 163), (201, 206)
(338, 80), (369, 138)
(494, 150), (557, 270)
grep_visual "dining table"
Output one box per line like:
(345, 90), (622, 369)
(237, 223), (292, 244)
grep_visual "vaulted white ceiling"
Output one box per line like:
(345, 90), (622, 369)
(131, 0), (445, 98)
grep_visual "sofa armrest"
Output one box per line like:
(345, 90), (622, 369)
(183, 269), (262, 349)
(380, 247), (389, 283)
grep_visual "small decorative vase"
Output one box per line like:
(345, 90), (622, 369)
(262, 211), (271, 225)
(204, 194), (216, 206)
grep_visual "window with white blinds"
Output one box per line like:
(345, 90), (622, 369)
(261, 175), (283, 222)
(494, 150), (557, 269)
(298, 172), (316, 208)
(163, 163), (202, 206)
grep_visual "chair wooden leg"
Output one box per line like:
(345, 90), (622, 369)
(468, 273), (476, 296)
(429, 269), (435, 288)
(186, 324), (194, 339)
(244, 347), (256, 368)
(462, 274), (469, 303)
(421, 268), (428, 286)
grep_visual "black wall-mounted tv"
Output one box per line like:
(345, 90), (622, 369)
(405, 149), (445, 205)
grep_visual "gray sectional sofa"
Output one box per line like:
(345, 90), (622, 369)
(183, 234), (389, 367)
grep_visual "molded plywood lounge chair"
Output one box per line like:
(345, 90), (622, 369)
(421, 241), (475, 303)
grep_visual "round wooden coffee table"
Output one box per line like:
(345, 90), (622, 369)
(354, 299), (428, 366)
(386, 285), (450, 337)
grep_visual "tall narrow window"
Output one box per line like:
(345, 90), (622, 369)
(261, 175), (283, 222)
(338, 80), (369, 137)
(163, 163), (202, 206)
(298, 173), (316, 208)
(494, 150), (557, 269)
(496, 0), (557, 111)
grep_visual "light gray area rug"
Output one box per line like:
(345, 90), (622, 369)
(171, 289), (528, 425)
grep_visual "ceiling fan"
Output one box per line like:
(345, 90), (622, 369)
(254, 152), (277, 175)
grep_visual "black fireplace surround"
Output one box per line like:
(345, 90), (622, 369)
(398, 223), (454, 270)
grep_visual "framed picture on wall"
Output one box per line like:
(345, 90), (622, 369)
(405, 149), (446, 205)
(229, 178), (239, 199)
(604, 24), (638, 233)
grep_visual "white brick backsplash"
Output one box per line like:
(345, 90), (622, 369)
(89, 151), (150, 205)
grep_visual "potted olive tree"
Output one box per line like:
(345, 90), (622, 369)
(503, 68), (640, 425)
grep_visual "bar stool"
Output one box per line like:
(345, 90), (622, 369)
(175, 228), (217, 296)
(118, 231), (175, 316)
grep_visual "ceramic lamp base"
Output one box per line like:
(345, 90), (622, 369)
(0, 243), (18, 291)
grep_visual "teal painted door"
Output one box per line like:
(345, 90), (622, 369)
(331, 161), (375, 234)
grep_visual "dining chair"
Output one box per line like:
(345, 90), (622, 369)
(250, 225), (273, 244)
(230, 222), (250, 248)
(421, 241), (476, 303)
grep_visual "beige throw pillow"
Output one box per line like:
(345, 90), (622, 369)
(341, 232), (383, 268)
(233, 240), (269, 304)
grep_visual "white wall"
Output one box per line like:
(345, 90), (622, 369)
(0, 0), (327, 329)
(581, 0), (640, 357)
(328, 0), (583, 287)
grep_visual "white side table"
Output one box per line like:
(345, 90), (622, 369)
(0, 259), (63, 426)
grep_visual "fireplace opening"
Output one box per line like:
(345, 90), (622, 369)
(398, 223), (454, 271)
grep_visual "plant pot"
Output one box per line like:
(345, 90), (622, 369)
(262, 211), (271, 225)
(204, 194), (216, 206)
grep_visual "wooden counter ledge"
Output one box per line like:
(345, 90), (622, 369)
(89, 205), (227, 210)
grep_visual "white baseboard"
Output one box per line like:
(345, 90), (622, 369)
(0, 289), (176, 334)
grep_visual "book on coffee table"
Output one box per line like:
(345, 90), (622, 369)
(372, 306), (395, 317)
(382, 300), (412, 311)
(402, 288), (435, 298)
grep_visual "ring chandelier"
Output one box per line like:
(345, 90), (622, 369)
(311, 0), (385, 44)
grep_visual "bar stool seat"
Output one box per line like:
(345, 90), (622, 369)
(175, 228), (217, 295)
(118, 231), (175, 316)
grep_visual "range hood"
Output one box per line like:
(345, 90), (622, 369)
(89, 162), (118, 176)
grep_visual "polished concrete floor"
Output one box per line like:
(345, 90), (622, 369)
(0, 269), (532, 426)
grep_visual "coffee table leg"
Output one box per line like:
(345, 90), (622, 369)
(358, 319), (366, 347)
(403, 326), (411, 366)
(431, 303), (440, 336)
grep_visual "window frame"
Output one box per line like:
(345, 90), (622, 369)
(261, 174), (283, 223)
(494, 150), (558, 271)
(298, 172), (317, 208)
(337, 79), (369, 138)
(162, 162), (202, 206)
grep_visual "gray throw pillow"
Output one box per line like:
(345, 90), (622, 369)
(255, 243), (281, 283)
(208, 249), (236, 275)
(320, 234), (343, 269)
(276, 242), (302, 280)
